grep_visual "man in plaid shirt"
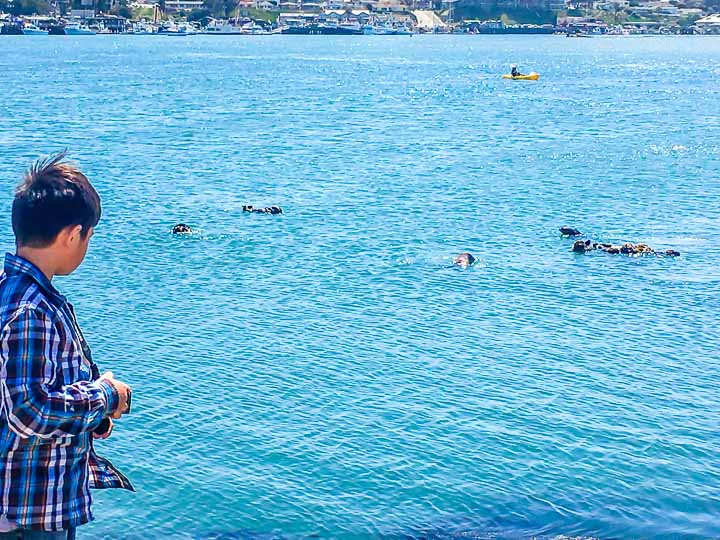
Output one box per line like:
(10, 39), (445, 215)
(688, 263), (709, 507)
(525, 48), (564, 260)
(0, 154), (133, 539)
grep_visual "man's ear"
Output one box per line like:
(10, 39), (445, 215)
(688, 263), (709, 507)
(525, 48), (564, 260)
(60, 225), (84, 247)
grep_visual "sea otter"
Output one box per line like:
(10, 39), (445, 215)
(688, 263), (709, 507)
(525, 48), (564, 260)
(172, 223), (193, 234)
(453, 253), (476, 268)
(560, 227), (582, 237)
(243, 205), (283, 215)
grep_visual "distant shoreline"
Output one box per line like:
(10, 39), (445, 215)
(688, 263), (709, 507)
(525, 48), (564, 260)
(2, 9), (716, 37)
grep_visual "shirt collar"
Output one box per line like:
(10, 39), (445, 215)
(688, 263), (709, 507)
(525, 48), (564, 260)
(4, 252), (66, 304)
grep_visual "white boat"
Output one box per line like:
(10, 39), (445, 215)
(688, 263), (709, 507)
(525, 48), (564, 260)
(339, 22), (361, 33)
(363, 24), (413, 35)
(64, 23), (96, 35)
(22, 23), (48, 35)
(392, 27), (413, 35)
(179, 23), (198, 35)
(240, 21), (269, 35)
(159, 21), (197, 35)
(204, 20), (244, 34)
(132, 22), (157, 34)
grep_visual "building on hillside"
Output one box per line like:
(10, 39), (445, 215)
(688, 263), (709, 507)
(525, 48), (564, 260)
(321, 8), (371, 21)
(627, 0), (703, 16)
(164, 0), (204, 10)
(595, 0), (629, 9)
(677, 7), (704, 16)
(350, 8), (371, 21)
(70, 8), (95, 17)
(375, 0), (407, 11)
(457, 0), (557, 10)
(255, 0), (278, 9)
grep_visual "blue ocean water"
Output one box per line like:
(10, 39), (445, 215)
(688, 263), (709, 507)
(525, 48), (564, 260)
(0, 34), (719, 539)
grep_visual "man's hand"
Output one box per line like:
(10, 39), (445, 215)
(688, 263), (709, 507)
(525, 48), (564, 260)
(100, 372), (132, 419)
(93, 417), (113, 440)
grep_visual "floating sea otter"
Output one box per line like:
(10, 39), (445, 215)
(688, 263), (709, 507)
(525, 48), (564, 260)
(172, 223), (193, 234)
(572, 239), (592, 253)
(243, 205), (283, 215)
(560, 226), (582, 237)
(572, 239), (679, 257)
(453, 252), (476, 268)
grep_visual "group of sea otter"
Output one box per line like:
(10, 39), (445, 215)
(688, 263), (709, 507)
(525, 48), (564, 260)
(452, 227), (681, 269)
(560, 227), (680, 257)
(171, 205), (284, 235)
(170, 217), (680, 265)
(453, 227), (681, 268)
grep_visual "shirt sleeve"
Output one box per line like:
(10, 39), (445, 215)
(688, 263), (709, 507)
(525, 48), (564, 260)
(0, 307), (118, 439)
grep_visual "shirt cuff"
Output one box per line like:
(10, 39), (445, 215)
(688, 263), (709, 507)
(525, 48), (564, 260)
(98, 379), (119, 415)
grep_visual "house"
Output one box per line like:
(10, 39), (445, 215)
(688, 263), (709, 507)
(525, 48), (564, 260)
(375, 0), (406, 11)
(323, 8), (345, 17)
(70, 8), (95, 17)
(279, 0), (300, 9)
(595, 0), (629, 10)
(302, 1), (323, 10)
(256, 0), (278, 10)
(677, 8), (703, 16)
(164, 0), (204, 10)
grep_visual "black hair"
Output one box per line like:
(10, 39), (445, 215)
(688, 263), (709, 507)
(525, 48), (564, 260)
(12, 151), (101, 248)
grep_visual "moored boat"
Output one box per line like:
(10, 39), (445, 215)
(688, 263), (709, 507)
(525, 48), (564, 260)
(158, 21), (197, 35)
(241, 21), (270, 34)
(22, 23), (48, 35)
(204, 19), (244, 34)
(64, 23), (96, 35)
(132, 22), (157, 34)
(282, 23), (362, 35)
(363, 24), (413, 35)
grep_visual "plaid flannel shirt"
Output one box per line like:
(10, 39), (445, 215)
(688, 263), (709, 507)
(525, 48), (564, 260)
(0, 253), (133, 532)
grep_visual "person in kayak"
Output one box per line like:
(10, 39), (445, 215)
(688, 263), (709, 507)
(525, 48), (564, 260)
(510, 64), (523, 77)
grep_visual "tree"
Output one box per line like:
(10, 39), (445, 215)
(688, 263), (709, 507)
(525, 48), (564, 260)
(188, 7), (211, 20)
(203, 0), (239, 18)
(6, 0), (52, 14)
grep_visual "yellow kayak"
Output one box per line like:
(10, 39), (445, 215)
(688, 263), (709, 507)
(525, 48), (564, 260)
(502, 72), (540, 81)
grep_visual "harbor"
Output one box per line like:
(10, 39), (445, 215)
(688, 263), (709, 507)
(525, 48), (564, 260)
(1, 29), (719, 540)
(2, 0), (719, 35)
